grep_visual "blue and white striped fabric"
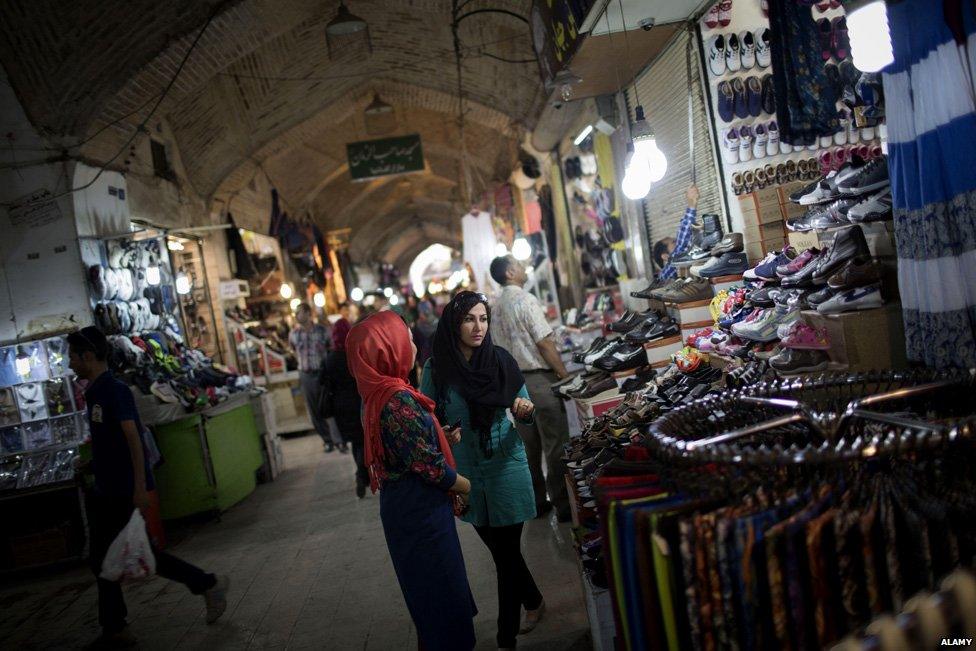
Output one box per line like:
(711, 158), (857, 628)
(883, 0), (976, 368)
(658, 207), (698, 281)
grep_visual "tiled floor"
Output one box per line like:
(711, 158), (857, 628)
(0, 434), (591, 650)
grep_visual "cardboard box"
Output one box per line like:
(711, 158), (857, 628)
(644, 334), (683, 366)
(667, 298), (712, 324)
(788, 231), (820, 251)
(801, 304), (907, 371)
(574, 390), (624, 421)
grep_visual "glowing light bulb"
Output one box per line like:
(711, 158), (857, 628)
(634, 137), (668, 183)
(175, 272), (192, 295)
(512, 237), (532, 262)
(313, 292), (326, 308)
(350, 287), (364, 302)
(146, 266), (161, 286)
(383, 287), (393, 298)
(847, 0), (894, 73)
(494, 242), (509, 257)
(622, 151), (652, 200)
(290, 298), (302, 311)
(389, 294), (400, 306)
(279, 283), (293, 299)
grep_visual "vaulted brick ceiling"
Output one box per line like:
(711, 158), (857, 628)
(0, 0), (544, 266)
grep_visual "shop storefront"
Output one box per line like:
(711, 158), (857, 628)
(533, 0), (976, 648)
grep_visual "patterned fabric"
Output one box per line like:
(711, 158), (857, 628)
(767, 0), (841, 146)
(288, 323), (330, 372)
(376, 391), (454, 489)
(884, 0), (976, 368)
(679, 519), (703, 651)
(490, 286), (553, 371)
(658, 207), (697, 281)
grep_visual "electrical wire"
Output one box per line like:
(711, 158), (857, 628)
(8, 8), (218, 209)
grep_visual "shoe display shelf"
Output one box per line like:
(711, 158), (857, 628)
(739, 186), (790, 262)
(610, 367), (650, 389)
(662, 297), (714, 328)
(644, 334), (685, 368)
(800, 304), (907, 372)
(574, 389), (625, 422)
(709, 274), (745, 295)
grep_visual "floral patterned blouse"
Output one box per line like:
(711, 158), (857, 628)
(377, 390), (457, 490)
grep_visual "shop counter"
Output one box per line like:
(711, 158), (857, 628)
(149, 393), (264, 520)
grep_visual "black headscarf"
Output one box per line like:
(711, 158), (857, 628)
(432, 291), (525, 458)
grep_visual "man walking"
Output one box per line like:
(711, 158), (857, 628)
(67, 326), (228, 648)
(289, 303), (347, 453)
(489, 255), (572, 522)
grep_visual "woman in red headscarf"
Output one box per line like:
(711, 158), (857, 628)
(320, 314), (368, 497)
(345, 311), (477, 650)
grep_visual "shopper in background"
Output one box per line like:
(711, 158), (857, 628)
(345, 311), (477, 651)
(412, 299), (439, 373)
(489, 255), (572, 522)
(321, 317), (369, 498)
(289, 303), (347, 453)
(422, 291), (545, 651)
(67, 326), (229, 648)
(656, 184), (700, 280)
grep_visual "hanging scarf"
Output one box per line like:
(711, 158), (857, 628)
(346, 311), (455, 492)
(431, 291), (525, 458)
(332, 318), (351, 351)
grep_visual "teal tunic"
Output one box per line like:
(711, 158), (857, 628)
(420, 360), (537, 527)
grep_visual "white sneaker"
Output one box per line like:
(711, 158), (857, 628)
(708, 35), (727, 76)
(817, 284), (884, 314)
(779, 138), (794, 155)
(725, 33), (742, 73)
(723, 127), (740, 165)
(819, 135), (833, 148)
(753, 124), (768, 160)
(739, 30), (756, 69)
(755, 28), (772, 68)
(835, 111), (850, 145)
(860, 126), (876, 141)
(738, 126), (754, 163)
(848, 119), (861, 144)
(766, 121), (781, 157)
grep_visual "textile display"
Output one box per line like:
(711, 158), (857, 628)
(461, 211), (499, 293)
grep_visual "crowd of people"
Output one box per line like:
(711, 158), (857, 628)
(78, 254), (572, 650)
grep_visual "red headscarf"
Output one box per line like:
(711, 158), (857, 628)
(345, 311), (456, 491)
(332, 318), (351, 351)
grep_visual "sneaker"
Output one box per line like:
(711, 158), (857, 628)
(796, 172), (841, 206)
(722, 127), (740, 164)
(739, 30), (756, 69)
(699, 251), (749, 278)
(738, 125), (754, 162)
(828, 258), (883, 289)
(817, 284), (884, 314)
(594, 343), (648, 372)
(781, 323), (831, 350)
(747, 76), (763, 118)
(725, 33), (742, 73)
(704, 4), (721, 29)
(733, 79), (749, 120)
(708, 35), (727, 76)
(204, 575), (230, 624)
(781, 250), (827, 287)
(807, 285), (838, 307)
(718, 81), (735, 123)
(743, 252), (776, 280)
(811, 225), (870, 284)
(753, 122), (768, 159)
(732, 309), (780, 342)
(710, 232), (744, 256)
(631, 279), (671, 299)
(755, 28), (772, 67)
(770, 348), (830, 374)
(658, 278), (713, 303)
(847, 188), (893, 223)
(836, 156), (889, 196)
(804, 197), (859, 230)
(718, 0), (732, 27)
(766, 121), (780, 157)
(776, 248), (819, 277)
(750, 247), (797, 281)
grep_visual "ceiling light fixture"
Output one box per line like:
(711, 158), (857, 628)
(326, 2), (372, 59)
(350, 287), (365, 302)
(846, 0), (894, 73)
(574, 125), (594, 146)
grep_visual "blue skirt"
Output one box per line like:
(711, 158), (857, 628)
(380, 475), (477, 651)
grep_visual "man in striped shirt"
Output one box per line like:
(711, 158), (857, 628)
(657, 185), (700, 280)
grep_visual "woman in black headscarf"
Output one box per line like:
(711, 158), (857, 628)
(419, 291), (545, 651)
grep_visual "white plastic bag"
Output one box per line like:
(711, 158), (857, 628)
(99, 509), (156, 582)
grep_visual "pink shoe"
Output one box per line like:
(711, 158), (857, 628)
(718, 0), (733, 27)
(704, 4), (720, 29)
(777, 248), (821, 277)
(782, 323), (831, 350)
(855, 144), (871, 161)
(819, 150), (833, 176)
(870, 144), (883, 159)
(815, 0), (831, 12)
(833, 147), (848, 171)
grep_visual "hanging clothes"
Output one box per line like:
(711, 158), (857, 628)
(225, 214), (257, 280)
(883, 0), (976, 367)
(461, 211), (499, 293)
(767, 0), (842, 146)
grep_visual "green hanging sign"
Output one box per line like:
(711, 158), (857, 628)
(347, 134), (425, 181)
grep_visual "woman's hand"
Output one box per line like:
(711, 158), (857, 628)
(444, 425), (462, 446)
(512, 397), (535, 421)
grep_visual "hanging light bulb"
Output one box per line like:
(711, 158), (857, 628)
(622, 146), (652, 200)
(175, 271), (192, 295)
(313, 292), (326, 308)
(494, 242), (509, 257)
(350, 287), (365, 302)
(383, 287), (394, 298)
(279, 283), (293, 299)
(289, 298), (302, 311)
(389, 294), (400, 306)
(630, 106), (668, 183)
(512, 236), (532, 262)
(146, 265), (161, 286)
(846, 0), (894, 73)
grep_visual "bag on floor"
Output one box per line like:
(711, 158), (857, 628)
(100, 509), (156, 583)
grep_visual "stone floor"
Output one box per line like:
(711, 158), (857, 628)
(0, 434), (591, 650)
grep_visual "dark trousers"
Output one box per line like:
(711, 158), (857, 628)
(473, 523), (543, 648)
(516, 371), (571, 518)
(89, 495), (215, 634)
(350, 438), (369, 487)
(299, 371), (342, 446)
